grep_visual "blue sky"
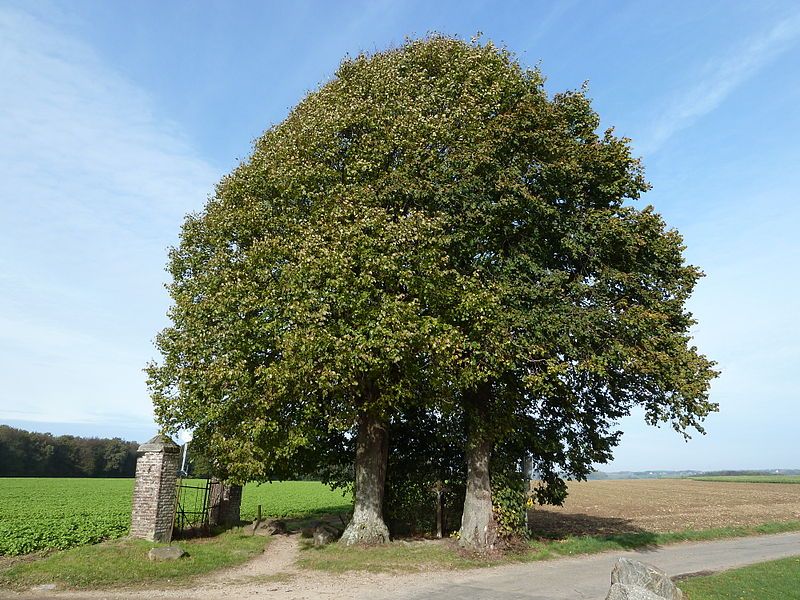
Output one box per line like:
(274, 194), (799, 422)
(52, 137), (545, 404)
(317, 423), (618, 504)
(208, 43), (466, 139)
(1, 0), (798, 471)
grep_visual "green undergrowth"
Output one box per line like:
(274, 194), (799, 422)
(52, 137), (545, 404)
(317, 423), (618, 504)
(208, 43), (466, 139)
(678, 555), (800, 599)
(298, 520), (800, 573)
(0, 528), (268, 590)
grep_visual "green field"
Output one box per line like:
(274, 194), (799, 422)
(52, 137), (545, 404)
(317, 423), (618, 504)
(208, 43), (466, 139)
(679, 556), (800, 599)
(0, 478), (351, 556)
(690, 475), (800, 484)
(239, 480), (351, 520)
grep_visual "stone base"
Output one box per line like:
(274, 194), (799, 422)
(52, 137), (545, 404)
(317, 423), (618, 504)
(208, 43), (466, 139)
(148, 546), (187, 561)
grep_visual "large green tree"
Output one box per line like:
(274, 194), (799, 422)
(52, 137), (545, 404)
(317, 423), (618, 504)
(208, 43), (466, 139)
(148, 36), (717, 549)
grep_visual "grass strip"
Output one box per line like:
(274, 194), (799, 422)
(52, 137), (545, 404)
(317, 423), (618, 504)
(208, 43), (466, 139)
(298, 520), (800, 573)
(297, 540), (491, 573)
(527, 520), (800, 559)
(0, 528), (267, 590)
(678, 555), (800, 599)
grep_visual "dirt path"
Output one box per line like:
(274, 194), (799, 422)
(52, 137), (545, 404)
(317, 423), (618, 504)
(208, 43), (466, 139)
(0, 533), (397, 600)
(206, 532), (301, 585)
(3, 532), (800, 600)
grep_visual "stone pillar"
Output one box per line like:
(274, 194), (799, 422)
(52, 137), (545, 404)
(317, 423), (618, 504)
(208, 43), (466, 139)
(130, 434), (181, 542)
(208, 478), (243, 527)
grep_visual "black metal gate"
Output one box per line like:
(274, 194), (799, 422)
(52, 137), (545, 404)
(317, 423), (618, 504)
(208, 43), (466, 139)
(174, 478), (211, 537)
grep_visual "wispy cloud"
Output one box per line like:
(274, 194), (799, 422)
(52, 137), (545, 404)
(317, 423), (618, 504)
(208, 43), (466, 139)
(641, 11), (800, 154)
(0, 6), (219, 427)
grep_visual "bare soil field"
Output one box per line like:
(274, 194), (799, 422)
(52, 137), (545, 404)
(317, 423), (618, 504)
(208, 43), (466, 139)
(528, 479), (800, 537)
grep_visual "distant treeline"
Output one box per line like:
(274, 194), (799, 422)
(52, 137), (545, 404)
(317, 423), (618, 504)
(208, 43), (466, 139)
(699, 469), (800, 476)
(589, 468), (800, 480)
(0, 425), (139, 477)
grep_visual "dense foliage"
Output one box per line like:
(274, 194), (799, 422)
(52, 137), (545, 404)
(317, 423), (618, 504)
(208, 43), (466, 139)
(148, 35), (717, 549)
(0, 426), (138, 478)
(382, 409), (466, 535)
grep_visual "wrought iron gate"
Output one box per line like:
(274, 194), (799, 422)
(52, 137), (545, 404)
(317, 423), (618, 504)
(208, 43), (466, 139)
(174, 478), (211, 537)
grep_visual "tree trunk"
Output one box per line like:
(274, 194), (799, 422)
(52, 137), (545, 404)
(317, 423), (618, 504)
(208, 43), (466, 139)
(459, 435), (497, 551)
(459, 388), (497, 552)
(340, 411), (390, 545)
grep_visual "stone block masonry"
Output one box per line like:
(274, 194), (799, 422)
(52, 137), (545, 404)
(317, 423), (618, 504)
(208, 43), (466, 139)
(209, 478), (243, 526)
(130, 434), (181, 542)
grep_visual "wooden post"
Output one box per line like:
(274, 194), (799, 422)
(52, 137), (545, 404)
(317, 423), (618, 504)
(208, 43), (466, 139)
(431, 480), (450, 539)
(252, 504), (262, 536)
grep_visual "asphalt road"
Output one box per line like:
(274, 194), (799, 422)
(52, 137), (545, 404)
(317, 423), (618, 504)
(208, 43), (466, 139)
(362, 532), (800, 600)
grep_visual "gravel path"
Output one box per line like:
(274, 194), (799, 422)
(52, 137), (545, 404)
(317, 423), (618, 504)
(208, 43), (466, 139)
(2, 531), (799, 600)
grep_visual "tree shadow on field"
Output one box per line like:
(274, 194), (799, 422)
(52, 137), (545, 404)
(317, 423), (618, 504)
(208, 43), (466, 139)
(527, 509), (660, 551)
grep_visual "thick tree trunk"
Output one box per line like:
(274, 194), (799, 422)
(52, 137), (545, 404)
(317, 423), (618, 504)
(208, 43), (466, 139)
(459, 388), (497, 552)
(340, 411), (390, 545)
(459, 435), (497, 551)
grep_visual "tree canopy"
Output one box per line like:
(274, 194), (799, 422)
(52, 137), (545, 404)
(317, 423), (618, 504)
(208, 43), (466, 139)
(147, 35), (717, 550)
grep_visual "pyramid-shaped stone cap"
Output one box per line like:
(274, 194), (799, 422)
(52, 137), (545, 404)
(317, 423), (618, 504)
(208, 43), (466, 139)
(137, 433), (181, 454)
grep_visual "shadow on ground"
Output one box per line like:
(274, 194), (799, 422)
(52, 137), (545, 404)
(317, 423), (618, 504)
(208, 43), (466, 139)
(528, 509), (660, 550)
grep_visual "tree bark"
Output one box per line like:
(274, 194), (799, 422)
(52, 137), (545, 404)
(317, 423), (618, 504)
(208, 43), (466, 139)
(459, 435), (497, 551)
(459, 389), (497, 552)
(340, 410), (390, 545)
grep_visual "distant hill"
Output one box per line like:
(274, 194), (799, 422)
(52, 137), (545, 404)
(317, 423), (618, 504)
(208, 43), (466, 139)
(588, 469), (800, 480)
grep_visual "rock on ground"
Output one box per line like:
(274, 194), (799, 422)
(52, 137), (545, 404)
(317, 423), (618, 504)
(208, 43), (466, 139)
(258, 519), (287, 535)
(313, 524), (340, 546)
(611, 558), (684, 600)
(301, 520), (321, 538)
(606, 583), (667, 600)
(148, 546), (187, 561)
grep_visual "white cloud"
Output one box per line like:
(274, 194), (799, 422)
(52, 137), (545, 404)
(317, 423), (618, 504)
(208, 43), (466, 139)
(0, 6), (220, 427)
(641, 11), (800, 154)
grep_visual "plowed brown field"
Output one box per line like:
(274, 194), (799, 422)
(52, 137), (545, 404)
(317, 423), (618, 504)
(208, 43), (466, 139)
(527, 479), (800, 537)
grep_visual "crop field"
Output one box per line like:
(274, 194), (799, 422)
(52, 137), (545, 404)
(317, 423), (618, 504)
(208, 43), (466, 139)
(5, 477), (798, 557)
(0, 479), (133, 556)
(239, 480), (351, 520)
(528, 479), (800, 537)
(689, 475), (800, 484)
(0, 478), (351, 556)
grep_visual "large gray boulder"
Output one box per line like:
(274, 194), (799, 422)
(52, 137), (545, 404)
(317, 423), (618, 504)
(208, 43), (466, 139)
(611, 558), (684, 600)
(606, 583), (670, 600)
